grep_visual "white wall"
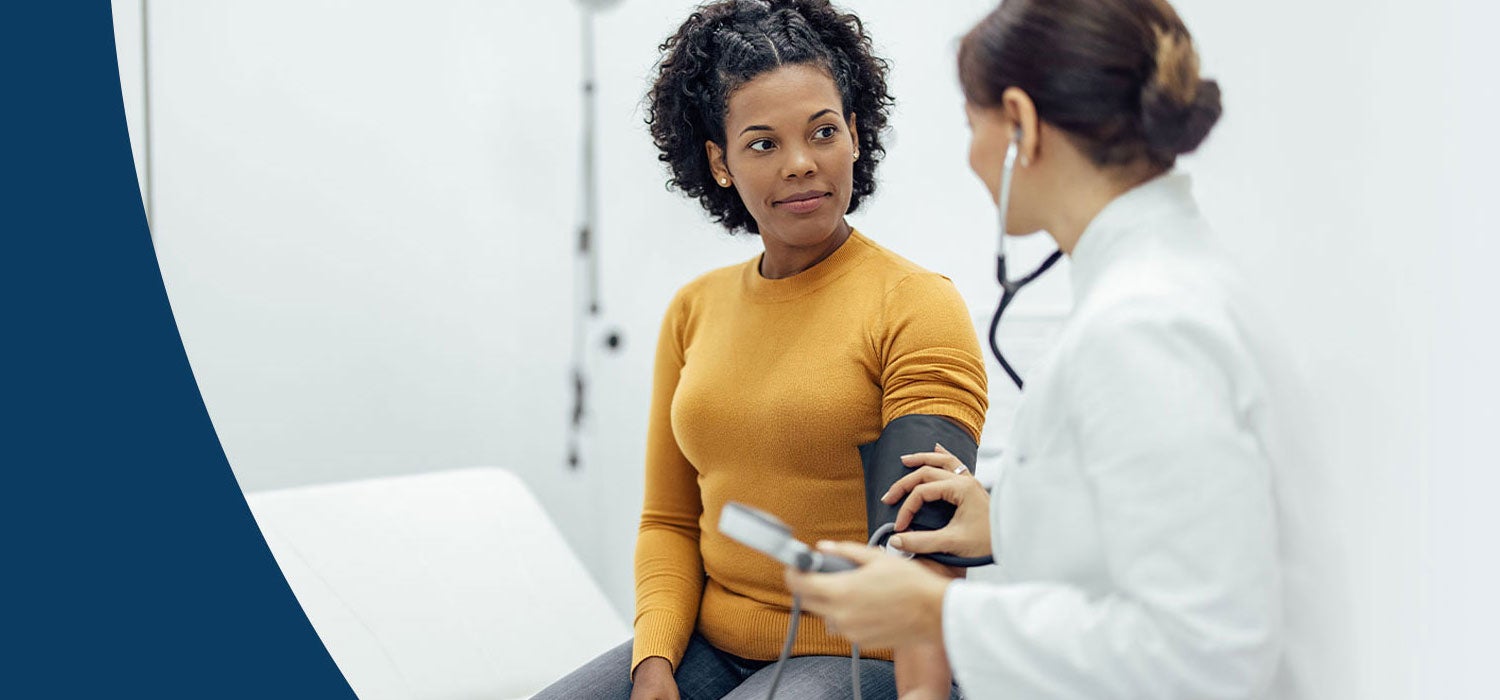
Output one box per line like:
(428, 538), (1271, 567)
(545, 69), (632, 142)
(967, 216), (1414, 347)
(1413, 3), (1500, 697)
(112, 1), (1498, 697)
(131, 0), (580, 619)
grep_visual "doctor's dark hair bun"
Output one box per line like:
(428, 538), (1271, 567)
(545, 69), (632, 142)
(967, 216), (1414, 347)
(1140, 28), (1221, 160)
(959, 0), (1221, 169)
(646, 0), (892, 234)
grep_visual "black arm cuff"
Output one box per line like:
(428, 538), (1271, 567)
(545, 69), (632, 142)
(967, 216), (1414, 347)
(857, 414), (978, 538)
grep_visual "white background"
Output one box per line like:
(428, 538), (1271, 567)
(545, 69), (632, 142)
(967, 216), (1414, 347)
(111, 1), (1496, 697)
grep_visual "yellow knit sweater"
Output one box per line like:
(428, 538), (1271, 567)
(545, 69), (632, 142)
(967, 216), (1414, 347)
(632, 229), (988, 674)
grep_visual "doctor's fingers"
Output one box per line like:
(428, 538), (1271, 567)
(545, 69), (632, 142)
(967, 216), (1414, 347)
(893, 478), (983, 533)
(899, 450), (968, 474)
(881, 466), (959, 508)
(893, 484), (991, 558)
(889, 522), (989, 560)
(783, 569), (844, 612)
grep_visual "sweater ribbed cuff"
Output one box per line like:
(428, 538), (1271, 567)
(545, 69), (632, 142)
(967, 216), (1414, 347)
(891, 402), (987, 443)
(631, 612), (696, 680)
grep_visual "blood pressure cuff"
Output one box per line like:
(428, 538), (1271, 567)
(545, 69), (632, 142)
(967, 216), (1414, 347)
(857, 414), (979, 539)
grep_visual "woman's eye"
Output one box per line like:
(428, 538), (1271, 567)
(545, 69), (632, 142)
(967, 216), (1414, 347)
(749, 139), (775, 152)
(814, 126), (838, 140)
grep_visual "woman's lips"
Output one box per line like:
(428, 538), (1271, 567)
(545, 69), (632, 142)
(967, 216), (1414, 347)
(775, 192), (830, 215)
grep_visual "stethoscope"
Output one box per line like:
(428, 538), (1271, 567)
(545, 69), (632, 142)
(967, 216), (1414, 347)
(989, 128), (1063, 390)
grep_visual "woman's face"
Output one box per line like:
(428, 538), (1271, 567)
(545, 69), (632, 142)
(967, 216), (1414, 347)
(708, 63), (859, 249)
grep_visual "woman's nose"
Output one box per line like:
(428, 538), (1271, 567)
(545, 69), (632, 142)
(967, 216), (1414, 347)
(781, 145), (817, 179)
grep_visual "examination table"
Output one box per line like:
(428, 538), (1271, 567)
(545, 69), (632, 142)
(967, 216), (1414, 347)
(246, 467), (627, 699)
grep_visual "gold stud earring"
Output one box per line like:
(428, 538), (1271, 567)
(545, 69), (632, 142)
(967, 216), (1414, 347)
(853, 151), (860, 161)
(719, 177), (729, 186)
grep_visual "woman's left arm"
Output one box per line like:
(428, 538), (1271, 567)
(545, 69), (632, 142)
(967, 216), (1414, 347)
(876, 272), (988, 440)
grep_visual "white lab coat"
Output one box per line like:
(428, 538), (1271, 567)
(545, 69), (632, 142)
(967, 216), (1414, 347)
(944, 173), (1307, 699)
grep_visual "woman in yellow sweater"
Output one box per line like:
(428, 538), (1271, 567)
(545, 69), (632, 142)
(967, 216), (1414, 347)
(535, 1), (986, 698)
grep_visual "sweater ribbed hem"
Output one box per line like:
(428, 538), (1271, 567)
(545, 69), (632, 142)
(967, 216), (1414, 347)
(697, 584), (895, 662)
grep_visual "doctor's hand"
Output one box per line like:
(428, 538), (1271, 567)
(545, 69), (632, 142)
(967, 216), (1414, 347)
(784, 542), (949, 649)
(882, 444), (992, 559)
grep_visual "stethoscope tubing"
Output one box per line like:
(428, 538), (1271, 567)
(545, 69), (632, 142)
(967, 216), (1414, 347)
(990, 129), (1063, 390)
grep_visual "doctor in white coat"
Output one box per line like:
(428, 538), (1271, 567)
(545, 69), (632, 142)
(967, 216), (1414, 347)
(786, 0), (1309, 698)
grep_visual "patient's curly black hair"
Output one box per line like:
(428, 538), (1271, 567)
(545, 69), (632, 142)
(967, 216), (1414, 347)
(645, 0), (893, 234)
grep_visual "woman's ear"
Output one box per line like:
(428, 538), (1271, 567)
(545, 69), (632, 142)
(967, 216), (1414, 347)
(704, 140), (732, 187)
(848, 112), (860, 159)
(1000, 87), (1040, 166)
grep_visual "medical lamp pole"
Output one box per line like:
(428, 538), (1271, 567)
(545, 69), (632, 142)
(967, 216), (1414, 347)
(568, 0), (623, 471)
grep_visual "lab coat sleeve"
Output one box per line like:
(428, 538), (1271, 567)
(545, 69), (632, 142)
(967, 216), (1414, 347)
(631, 291), (705, 677)
(943, 302), (1281, 699)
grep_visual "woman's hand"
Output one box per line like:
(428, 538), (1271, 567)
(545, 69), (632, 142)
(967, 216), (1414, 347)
(629, 656), (679, 700)
(883, 444), (993, 559)
(784, 542), (949, 649)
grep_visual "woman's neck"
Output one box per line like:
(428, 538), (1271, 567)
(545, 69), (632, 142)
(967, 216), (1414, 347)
(758, 219), (853, 279)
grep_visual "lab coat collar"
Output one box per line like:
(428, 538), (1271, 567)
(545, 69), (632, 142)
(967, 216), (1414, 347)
(1068, 170), (1199, 302)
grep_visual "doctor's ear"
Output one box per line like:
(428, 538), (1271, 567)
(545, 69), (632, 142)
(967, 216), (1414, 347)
(1000, 87), (1040, 167)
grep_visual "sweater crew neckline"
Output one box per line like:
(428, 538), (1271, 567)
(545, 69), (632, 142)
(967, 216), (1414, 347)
(741, 228), (874, 303)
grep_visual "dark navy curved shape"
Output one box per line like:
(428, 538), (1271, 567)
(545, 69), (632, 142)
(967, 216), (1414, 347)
(2, 4), (357, 697)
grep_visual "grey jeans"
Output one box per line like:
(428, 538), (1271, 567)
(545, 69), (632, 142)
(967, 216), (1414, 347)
(533, 633), (961, 699)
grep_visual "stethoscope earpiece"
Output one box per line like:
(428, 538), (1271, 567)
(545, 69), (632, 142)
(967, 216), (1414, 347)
(989, 124), (1063, 391)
